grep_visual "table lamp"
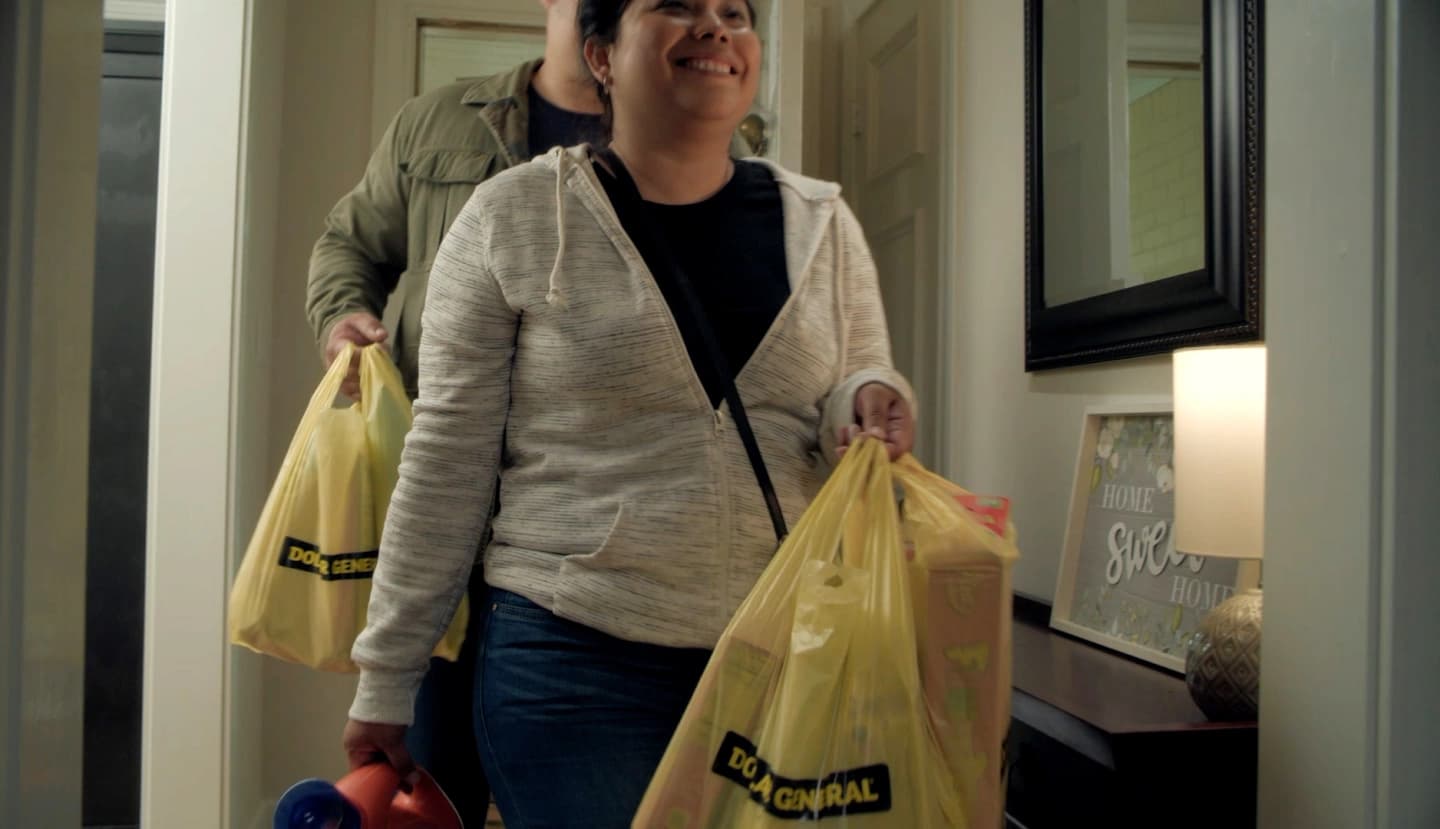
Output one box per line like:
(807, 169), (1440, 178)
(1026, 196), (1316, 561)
(1173, 344), (1266, 721)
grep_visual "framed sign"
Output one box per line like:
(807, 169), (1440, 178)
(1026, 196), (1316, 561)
(1050, 401), (1259, 672)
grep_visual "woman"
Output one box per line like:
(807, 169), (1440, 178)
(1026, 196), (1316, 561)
(342, 0), (915, 825)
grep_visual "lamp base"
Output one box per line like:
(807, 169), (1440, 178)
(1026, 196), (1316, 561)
(1185, 588), (1262, 721)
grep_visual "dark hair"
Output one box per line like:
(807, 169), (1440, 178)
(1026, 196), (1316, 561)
(577, 0), (758, 142)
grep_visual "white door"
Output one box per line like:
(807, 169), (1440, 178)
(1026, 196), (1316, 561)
(842, 0), (943, 466)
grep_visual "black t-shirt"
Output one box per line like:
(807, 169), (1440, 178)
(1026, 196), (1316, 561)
(596, 154), (789, 408)
(527, 86), (605, 158)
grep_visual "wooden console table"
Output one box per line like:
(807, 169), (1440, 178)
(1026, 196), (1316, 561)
(1003, 598), (1258, 829)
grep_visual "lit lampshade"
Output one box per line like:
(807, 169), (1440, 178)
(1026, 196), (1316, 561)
(1172, 343), (1266, 722)
(1173, 344), (1267, 559)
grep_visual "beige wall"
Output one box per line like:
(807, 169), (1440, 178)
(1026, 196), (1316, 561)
(1, 1), (102, 824)
(1127, 77), (1204, 283)
(233, 1), (286, 824)
(947, 0), (1172, 601)
(259, 0), (378, 800)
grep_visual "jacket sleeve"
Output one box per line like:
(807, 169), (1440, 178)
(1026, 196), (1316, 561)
(305, 107), (412, 348)
(819, 198), (917, 463)
(348, 189), (516, 725)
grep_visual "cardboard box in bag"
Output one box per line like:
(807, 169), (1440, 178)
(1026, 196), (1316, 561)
(902, 489), (1016, 829)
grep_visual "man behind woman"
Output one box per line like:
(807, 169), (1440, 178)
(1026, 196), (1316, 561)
(343, 1), (917, 826)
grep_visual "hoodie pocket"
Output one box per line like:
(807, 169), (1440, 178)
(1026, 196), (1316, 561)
(563, 502), (631, 569)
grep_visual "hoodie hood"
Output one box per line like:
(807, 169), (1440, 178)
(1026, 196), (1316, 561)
(536, 145), (843, 309)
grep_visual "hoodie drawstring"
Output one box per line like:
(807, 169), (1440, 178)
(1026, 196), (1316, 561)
(545, 149), (570, 309)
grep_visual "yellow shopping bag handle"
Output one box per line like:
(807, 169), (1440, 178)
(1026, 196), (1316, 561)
(264, 342), (361, 483)
(273, 343), (400, 488)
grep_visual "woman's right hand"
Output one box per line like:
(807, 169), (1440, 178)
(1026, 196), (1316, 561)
(342, 718), (417, 781)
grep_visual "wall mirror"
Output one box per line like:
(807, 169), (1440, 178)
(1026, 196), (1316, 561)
(1025, 0), (1262, 370)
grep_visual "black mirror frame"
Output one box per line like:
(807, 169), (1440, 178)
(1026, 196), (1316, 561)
(1025, 0), (1263, 371)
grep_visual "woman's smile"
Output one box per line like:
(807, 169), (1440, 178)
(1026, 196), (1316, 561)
(674, 57), (739, 76)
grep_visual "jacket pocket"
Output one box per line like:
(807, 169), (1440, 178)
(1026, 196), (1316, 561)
(393, 149), (500, 391)
(401, 149), (499, 253)
(400, 149), (495, 184)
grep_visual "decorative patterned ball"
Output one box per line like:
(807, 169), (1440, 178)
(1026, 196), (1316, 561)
(1185, 589), (1262, 721)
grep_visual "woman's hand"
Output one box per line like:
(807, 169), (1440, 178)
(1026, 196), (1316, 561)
(342, 718), (417, 782)
(837, 382), (915, 461)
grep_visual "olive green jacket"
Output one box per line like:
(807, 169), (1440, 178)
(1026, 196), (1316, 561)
(307, 58), (753, 395)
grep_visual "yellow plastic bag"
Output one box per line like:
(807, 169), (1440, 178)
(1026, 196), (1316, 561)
(892, 456), (1019, 829)
(633, 439), (972, 828)
(228, 343), (467, 672)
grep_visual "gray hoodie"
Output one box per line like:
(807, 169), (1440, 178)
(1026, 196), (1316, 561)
(350, 146), (914, 725)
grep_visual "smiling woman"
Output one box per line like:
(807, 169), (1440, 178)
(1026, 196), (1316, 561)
(338, 0), (916, 826)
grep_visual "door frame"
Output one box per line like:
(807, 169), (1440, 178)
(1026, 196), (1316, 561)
(140, 0), (257, 826)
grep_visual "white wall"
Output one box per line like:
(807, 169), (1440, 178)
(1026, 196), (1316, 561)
(946, 0), (1171, 601)
(1261, 1), (1440, 826)
(1259, 3), (1382, 826)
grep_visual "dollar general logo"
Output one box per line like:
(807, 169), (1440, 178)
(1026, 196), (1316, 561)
(277, 537), (377, 581)
(711, 731), (891, 820)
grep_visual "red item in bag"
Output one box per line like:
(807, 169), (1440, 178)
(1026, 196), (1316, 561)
(953, 494), (1011, 537)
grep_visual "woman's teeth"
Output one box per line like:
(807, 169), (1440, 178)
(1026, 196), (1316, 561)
(680, 59), (734, 75)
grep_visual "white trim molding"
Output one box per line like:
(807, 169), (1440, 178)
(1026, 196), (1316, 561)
(104, 0), (165, 22)
(141, 0), (246, 825)
(1127, 22), (1202, 65)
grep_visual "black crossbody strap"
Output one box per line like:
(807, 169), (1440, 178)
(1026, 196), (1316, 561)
(597, 149), (788, 543)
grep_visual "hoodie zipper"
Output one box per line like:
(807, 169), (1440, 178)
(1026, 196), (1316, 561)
(713, 407), (733, 630)
(569, 153), (716, 412)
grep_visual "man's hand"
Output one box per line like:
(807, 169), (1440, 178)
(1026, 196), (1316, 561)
(342, 718), (417, 783)
(323, 312), (388, 400)
(836, 382), (915, 461)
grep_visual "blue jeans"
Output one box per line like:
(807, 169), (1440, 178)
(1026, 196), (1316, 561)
(474, 588), (711, 829)
(406, 576), (490, 826)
